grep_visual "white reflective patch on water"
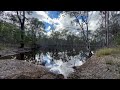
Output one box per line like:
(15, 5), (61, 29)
(35, 52), (87, 78)
(49, 59), (75, 79)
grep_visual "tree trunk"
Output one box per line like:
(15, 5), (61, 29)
(86, 12), (90, 52)
(105, 11), (107, 47)
(20, 23), (24, 48)
(106, 11), (109, 47)
(16, 11), (25, 48)
(105, 11), (109, 47)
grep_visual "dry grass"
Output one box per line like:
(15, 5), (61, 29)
(106, 60), (114, 65)
(0, 44), (5, 50)
(96, 48), (120, 57)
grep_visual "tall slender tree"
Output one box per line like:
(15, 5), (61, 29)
(29, 17), (45, 47)
(100, 11), (109, 47)
(16, 11), (32, 48)
(64, 11), (91, 51)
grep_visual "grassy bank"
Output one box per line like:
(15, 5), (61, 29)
(96, 47), (120, 57)
(68, 46), (120, 79)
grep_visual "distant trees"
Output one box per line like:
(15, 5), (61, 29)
(16, 11), (33, 48)
(29, 17), (45, 47)
(1, 11), (120, 51)
(0, 11), (46, 48)
(99, 11), (110, 47)
(92, 11), (120, 48)
(0, 21), (21, 46)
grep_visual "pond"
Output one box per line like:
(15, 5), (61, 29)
(0, 48), (92, 78)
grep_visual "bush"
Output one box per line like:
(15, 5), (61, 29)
(96, 48), (120, 57)
(114, 34), (120, 45)
(0, 45), (4, 50)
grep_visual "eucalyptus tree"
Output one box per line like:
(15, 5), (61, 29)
(2, 11), (33, 48)
(15, 11), (33, 48)
(29, 17), (45, 47)
(98, 11), (120, 47)
(63, 11), (91, 51)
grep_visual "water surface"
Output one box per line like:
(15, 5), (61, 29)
(0, 48), (89, 78)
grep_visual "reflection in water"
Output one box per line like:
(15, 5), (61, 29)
(0, 48), (91, 78)
(16, 53), (25, 60)
(32, 51), (87, 78)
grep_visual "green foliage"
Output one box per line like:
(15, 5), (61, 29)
(114, 33), (120, 45)
(0, 44), (4, 50)
(0, 22), (20, 44)
(30, 18), (45, 29)
(0, 17), (46, 48)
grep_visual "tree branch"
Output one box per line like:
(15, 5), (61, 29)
(16, 11), (22, 24)
(73, 13), (87, 41)
(22, 11), (25, 25)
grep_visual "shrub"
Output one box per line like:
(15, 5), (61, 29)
(114, 34), (120, 45)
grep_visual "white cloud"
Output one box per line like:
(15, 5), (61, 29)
(35, 11), (54, 24)
(35, 11), (86, 33)
(35, 12), (76, 32)
(6, 11), (100, 36)
(51, 11), (101, 33)
(46, 30), (52, 36)
(52, 12), (77, 32)
(46, 26), (51, 31)
(88, 11), (101, 31)
(4, 11), (101, 33)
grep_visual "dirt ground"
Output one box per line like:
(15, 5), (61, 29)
(68, 54), (120, 79)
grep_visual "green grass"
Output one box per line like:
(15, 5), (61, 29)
(96, 48), (120, 57)
(0, 45), (5, 50)
(0, 44), (10, 50)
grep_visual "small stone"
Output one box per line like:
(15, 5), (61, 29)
(56, 74), (64, 79)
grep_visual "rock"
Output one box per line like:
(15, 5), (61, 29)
(40, 73), (57, 79)
(13, 75), (33, 79)
(0, 59), (58, 79)
(72, 66), (80, 71)
(56, 74), (64, 79)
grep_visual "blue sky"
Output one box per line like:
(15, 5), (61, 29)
(44, 22), (54, 32)
(48, 11), (60, 19)
(43, 11), (60, 32)
(43, 11), (88, 32)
